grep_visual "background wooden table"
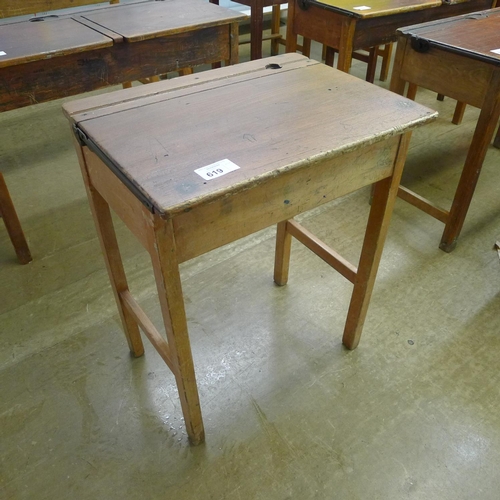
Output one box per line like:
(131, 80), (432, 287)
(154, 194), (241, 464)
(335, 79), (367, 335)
(390, 7), (500, 251)
(286, 0), (495, 78)
(0, 0), (244, 111)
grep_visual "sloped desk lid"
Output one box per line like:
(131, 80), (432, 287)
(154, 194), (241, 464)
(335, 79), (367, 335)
(78, 0), (246, 42)
(0, 17), (112, 69)
(66, 54), (437, 216)
(398, 7), (500, 66)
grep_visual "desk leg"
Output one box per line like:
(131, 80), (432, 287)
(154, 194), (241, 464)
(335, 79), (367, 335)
(274, 220), (292, 285)
(440, 71), (500, 252)
(150, 216), (204, 445)
(76, 148), (144, 358)
(343, 133), (411, 349)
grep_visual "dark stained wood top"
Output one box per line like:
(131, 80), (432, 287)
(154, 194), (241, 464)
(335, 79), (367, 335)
(310, 0), (441, 18)
(0, 17), (113, 69)
(78, 0), (246, 42)
(398, 7), (500, 65)
(65, 54), (437, 217)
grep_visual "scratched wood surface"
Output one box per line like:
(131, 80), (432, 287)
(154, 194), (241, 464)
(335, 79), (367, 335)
(68, 54), (436, 218)
(399, 7), (500, 62)
(0, 18), (113, 69)
(79, 0), (245, 42)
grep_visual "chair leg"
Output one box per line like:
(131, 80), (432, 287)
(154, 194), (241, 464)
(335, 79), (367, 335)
(0, 172), (32, 264)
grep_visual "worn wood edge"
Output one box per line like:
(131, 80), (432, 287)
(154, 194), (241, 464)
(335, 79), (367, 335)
(62, 53), (314, 119)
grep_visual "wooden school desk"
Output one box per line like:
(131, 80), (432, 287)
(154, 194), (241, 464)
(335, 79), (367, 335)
(285, 0), (495, 79)
(0, 0), (244, 112)
(63, 53), (436, 444)
(390, 8), (500, 251)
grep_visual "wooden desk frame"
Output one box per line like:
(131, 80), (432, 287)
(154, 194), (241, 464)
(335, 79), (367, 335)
(390, 13), (500, 251)
(65, 55), (435, 444)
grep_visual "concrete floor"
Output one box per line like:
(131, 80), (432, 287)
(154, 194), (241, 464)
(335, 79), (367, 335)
(1, 29), (500, 500)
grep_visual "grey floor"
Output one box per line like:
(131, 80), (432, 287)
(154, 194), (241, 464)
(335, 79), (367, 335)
(1, 28), (500, 500)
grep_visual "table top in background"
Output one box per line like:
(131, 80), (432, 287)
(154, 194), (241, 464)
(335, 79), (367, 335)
(397, 7), (500, 65)
(306, 0), (442, 18)
(77, 0), (246, 42)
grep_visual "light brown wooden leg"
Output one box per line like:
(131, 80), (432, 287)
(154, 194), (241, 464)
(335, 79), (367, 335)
(76, 143), (144, 357)
(343, 133), (411, 349)
(150, 216), (204, 445)
(337, 19), (355, 74)
(452, 101), (466, 125)
(274, 220), (292, 286)
(0, 172), (32, 264)
(440, 72), (500, 252)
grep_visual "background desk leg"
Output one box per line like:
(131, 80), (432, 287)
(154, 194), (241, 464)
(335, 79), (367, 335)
(343, 133), (411, 350)
(336, 19), (355, 73)
(151, 217), (204, 445)
(440, 72), (500, 252)
(250, 0), (265, 60)
(0, 172), (32, 264)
